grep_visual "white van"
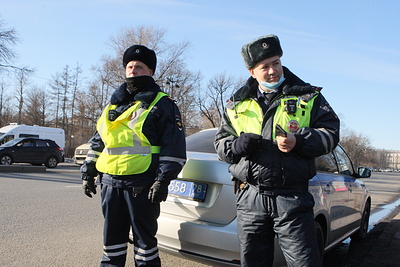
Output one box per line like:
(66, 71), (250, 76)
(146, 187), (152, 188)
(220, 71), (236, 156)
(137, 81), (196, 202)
(0, 123), (65, 150)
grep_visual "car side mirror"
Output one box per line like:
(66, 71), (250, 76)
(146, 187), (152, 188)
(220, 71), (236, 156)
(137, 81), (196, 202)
(357, 167), (371, 178)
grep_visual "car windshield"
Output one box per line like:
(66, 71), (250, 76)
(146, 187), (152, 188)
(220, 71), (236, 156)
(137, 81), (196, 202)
(1, 138), (24, 147)
(186, 128), (217, 153)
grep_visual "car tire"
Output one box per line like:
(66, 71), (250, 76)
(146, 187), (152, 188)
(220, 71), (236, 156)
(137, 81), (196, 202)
(0, 154), (13, 165)
(45, 156), (58, 168)
(351, 201), (370, 241)
(315, 221), (325, 263)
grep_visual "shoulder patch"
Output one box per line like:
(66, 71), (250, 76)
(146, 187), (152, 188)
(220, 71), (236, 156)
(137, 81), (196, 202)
(175, 115), (183, 130)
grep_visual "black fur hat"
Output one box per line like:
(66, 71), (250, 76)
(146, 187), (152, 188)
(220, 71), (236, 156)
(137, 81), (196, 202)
(122, 45), (157, 74)
(241, 34), (283, 69)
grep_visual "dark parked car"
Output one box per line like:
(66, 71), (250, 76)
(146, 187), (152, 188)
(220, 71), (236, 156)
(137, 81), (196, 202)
(0, 137), (64, 168)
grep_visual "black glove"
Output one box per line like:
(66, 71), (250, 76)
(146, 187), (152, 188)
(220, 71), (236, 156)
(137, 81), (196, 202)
(82, 174), (97, 198)
(148, 181), (169, 203)
(232, 132), (262, 156)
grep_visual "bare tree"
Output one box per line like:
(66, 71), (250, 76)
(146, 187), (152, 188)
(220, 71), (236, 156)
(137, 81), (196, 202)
(14, 67), (34, 123)
(24, 85), (48, 125)
(73, 89), (98, 144)
(68, 63), (83, 156)
(163, 70), (202, 134)
(196, 72), (237, 128)
(0, 80), (6, 125)
(0, 80), (16, 126)
(0, 18), (19, 68)
(60, 66), (71, 129)
(340, 127), (374, 168)
(73, 80), (110, 146)
(89, 59), (115, 109)
(101, 25), (193, 87)
(47, 64), (85, 156)
(84, 25), (199, 137)
(48, 74), (62, 127)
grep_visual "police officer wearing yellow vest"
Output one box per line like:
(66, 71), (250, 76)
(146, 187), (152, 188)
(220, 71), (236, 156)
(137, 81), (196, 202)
(214, 35), (340, 267)
(81, 45), (186, 267)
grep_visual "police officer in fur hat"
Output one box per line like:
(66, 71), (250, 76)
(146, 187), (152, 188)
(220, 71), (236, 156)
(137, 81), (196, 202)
(81, 44), (186, 267)
(215, 35), (340, 266)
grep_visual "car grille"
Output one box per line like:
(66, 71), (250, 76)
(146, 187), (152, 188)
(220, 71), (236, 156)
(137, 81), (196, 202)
(76, 149), (89, 156)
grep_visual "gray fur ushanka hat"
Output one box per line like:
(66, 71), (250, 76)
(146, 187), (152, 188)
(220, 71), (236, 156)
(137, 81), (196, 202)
(241, 34), (283, 69)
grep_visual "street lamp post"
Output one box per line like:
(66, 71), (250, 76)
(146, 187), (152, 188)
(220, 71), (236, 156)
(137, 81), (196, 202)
(165, 77), (180, 99)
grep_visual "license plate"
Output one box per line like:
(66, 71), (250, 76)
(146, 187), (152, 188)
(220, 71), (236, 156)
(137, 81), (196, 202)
(168, 180), (207, 202)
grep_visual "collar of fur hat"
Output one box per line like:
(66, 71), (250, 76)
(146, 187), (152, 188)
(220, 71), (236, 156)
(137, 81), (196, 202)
(231, 66), (319, 102)
(110, 77), (160, 105)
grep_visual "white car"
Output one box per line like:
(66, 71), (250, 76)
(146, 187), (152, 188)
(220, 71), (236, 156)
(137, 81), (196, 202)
(157, 128), (371, 266)
(74, 142), (90, 165)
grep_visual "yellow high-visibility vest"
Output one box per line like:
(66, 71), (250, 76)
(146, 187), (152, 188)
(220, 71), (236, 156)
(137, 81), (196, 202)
(272, 94), (317, 138)
(226, 93), (318, 139)
(96, 92), (166, 175)
(226, 99), (263, 135)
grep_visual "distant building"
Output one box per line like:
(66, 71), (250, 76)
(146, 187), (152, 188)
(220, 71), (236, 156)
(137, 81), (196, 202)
(387, 150), (400, 171)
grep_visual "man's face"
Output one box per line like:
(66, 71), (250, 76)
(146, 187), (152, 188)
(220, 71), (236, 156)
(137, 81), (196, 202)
(125, 60), (153, 77)
(249, 55), (283, 84)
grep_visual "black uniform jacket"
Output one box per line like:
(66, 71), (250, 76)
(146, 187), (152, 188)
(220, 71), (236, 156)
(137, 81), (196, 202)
(81, 77), (186, 187)
(214, 67), (340, 195)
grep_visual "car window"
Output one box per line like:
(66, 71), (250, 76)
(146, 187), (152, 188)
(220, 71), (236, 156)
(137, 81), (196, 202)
(0, 135), (15, 145)
(19, 134), (39, 138)
(186, 129), (217, 153)
(333, 146), (354, 176)
(36, 140), (51, 147)
(1, 138), (22, 147)
(315, 153), (338, 173)
(19, 140), (34, 147)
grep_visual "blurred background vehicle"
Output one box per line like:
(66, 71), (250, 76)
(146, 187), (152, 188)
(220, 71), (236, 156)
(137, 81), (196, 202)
(0, 137), (64, 168)
(73, 137), (96, 165)
(0, 123), (65, 150)
(74, 142), (90, 165)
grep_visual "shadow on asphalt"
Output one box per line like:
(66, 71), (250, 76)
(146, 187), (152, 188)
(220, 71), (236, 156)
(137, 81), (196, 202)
(0, 161), (81, 185)
(322, 207), (400, 267)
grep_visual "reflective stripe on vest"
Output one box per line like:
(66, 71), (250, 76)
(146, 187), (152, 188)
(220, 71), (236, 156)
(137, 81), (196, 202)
(226, 99), (263, 136)
(96, 92), (166, 175)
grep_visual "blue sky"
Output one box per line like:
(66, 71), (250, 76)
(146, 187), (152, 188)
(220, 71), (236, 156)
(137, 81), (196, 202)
(1, 0), (400, 150)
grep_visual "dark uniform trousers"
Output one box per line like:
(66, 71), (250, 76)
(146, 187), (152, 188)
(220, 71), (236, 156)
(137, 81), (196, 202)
(236, 183), (322, 267)
(100, 176), (161, 267)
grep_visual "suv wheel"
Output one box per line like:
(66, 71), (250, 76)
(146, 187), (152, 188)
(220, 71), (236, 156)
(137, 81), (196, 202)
(0, 155), (13, 165)
(45, 156), (58, 168)
(351, 201), (370, 241)
(315, 221), (325, 263)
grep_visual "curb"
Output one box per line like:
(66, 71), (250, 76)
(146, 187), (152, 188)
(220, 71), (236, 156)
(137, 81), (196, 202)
(0, 165), (46, 172)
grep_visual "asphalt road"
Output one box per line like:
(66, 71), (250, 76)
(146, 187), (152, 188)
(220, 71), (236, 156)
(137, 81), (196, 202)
(0, 164), (210, 267)
(1, 164), (399, 267)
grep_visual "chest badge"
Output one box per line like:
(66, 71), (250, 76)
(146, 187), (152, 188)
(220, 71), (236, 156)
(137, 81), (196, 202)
(287, 120), (299, 133)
